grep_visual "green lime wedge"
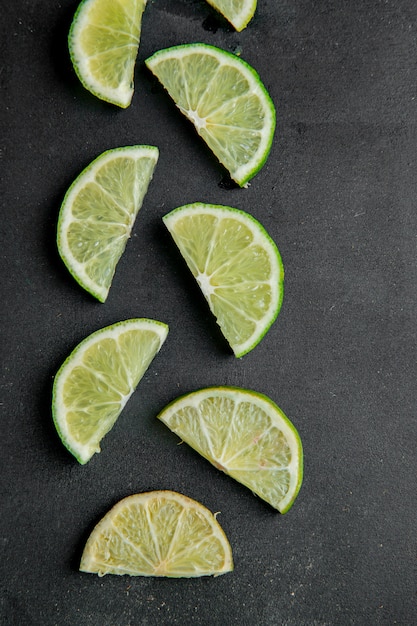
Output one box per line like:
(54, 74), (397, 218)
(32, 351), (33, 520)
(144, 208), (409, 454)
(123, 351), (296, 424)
(69, 0), (147, 107)
(57, 145), (158, 302)
(80, 491), (234, 577)
(146, 43), (275, 187)
(52, 319), (168, 464)
(157, 387), (303, 514)
(163, 203), (284, 357)
(205, 0), (257, 31)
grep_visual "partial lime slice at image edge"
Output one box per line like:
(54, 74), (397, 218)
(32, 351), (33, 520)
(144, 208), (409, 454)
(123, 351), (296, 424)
(52, 318), (168, 464)
(80, 491), (234, 577)
(69, 0), (147, 107)
(145, 43), (276, 187)
(163, 203), (284, 358)
(57, 145), (159, 303)
(205, 0), (257, 31)
(157, 387), (303, 514)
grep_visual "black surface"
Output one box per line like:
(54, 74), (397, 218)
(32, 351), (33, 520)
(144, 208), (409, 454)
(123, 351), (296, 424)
(1, 1), (416, 624)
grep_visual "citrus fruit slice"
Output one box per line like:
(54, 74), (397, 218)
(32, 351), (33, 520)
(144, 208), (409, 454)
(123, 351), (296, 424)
(57, 145), (158, 302)
(69, 0), (147, 107)
(80, 491), (234, 577)
(163, 203), (284, 358)
(157, 388), (303, 514)
(52, 319), (168, 464)
(205, 0), (257, 31)
(145, 43), (275, 187)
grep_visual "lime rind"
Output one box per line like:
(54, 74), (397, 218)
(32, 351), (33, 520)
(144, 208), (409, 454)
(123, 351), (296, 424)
(205, 0), (257, 31)
(157, 387), (303, 514)
(145, 43), (276, 187)
(163, 203), (284, 358)
(69, 0), (147, 108)
(57, 145), (159, 303)
(52, 318), (168, 464)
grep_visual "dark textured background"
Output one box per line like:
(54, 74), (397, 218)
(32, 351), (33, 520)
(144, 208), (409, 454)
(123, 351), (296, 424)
(1, 1), (416, 624)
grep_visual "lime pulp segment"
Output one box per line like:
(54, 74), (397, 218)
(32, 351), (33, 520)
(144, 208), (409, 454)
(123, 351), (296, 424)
(80, 491), (234, 577)
(52, 319), (168, 464)
(69, 0), (147, 108)
(57, 145), (158, 302)
(145, 43), (276, 187)
(163, 203), (284, 357)
(157, 387), (303, 513)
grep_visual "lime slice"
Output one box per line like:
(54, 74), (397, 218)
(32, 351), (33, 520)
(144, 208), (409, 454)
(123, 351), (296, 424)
(68, 0), (147, 108)
(80, 491), (234, 577)
(145, 43), (275, 187)
(157, 388), (303, 514)
(52, 319), (168, 464)
(57, 145), (158, 302)
(205, 0), (257, 31)
(163, 203), (284, 357)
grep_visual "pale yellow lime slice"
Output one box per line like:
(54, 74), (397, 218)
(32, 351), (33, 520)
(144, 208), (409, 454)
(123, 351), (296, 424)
(145, 43), (275, 187)
(163, 203), (284, 357)
(205, 0), (257, 31)
(57, 145), (158, 302)
(69, 0), (147, 107)
(80, 491), (234, 577)
(52, 319), (168, 464)
(157, 387), (303, 514)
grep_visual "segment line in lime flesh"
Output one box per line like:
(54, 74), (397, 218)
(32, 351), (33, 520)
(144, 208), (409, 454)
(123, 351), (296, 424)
(205, 0), (257, 31)
(145, 43), (276, 187)
(163, 203), (284, 357)
(57, 145), (158, 302)
(52, 319), (168, 464)
(69, 0), (147, 108)
(157, 387), (303, 514)
(80, 491), (234, 577)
